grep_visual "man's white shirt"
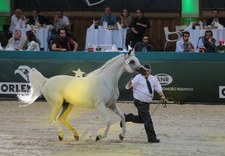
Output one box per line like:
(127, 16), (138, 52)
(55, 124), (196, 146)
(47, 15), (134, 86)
(131, 74), (162, 103)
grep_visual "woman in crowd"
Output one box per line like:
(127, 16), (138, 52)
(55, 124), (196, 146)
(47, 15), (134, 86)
(119, 8), (133, 28)
(24, 30), (40, 51)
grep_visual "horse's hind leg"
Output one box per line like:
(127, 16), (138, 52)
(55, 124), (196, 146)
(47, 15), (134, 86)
(95, 104), (111, 141)
(48, 99), (65, 141)
(109, 103), (126, 140)
(58, 102), (79, 141)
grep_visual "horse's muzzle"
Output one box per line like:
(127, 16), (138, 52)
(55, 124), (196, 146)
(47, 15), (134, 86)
(136, 66), (147, 75)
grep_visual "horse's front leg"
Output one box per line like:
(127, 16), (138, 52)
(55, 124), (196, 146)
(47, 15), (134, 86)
(95, 104), (111, 141)
(109, 103), (126, 140)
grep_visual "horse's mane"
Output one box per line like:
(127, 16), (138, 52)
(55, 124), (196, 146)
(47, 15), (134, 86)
(87, 54), (125, 77)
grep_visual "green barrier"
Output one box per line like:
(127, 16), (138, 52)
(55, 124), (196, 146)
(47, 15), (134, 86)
(0, 51), (225, 103)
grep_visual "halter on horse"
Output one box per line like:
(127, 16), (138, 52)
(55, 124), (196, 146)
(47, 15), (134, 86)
(18, 49), (146, 141)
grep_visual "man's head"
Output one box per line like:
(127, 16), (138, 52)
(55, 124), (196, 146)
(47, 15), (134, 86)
(212, 9), (219, 18)
(104, 7), (111, 15)
(205, 30), (213, 40)
(54, 14), (60, 22)
(15, 9), (22, 18)
(135, 9), (143, 18)
(56, 9), (63, 18)
(182, 31), (190, 42)
(32, 10), (39, 18)
(142, 35), (150, 44)
(14, 29), (21, 40)
(58, 28), (66, 39)
(143, 64), (151, 76)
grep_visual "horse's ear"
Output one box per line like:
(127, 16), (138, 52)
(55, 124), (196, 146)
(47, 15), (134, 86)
(128, 45), (132, 51)
(128, 47), (135, 56)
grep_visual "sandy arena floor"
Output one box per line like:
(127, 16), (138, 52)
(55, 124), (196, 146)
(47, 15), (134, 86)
(0, 101), (225, 156)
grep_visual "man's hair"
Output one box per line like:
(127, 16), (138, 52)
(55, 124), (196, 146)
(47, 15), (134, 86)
(14, 29), (21, 34)
(58, 28), (66, 34)
(182, 31), (190, 37)
(142, 34), (150, 39)
(33, 9), (40, 14)
(56, 9), (63, 13)
(136, 9), (144, 14)
(143, 64), (151, 69)
(205, 30), (213, 36)
(213, 8), (219, 12)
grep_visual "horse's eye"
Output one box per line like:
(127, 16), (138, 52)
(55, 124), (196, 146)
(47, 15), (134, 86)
(129, 60), (135, 64)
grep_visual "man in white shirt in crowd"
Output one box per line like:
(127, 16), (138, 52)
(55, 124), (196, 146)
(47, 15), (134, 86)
(8, 9), (26, 37)
(175, 31), (194, 52)
(56, 9), (71, 32)
(5, 29), (26, 50)
(206, 9), (225, 27)
(121, 64), (166, 143)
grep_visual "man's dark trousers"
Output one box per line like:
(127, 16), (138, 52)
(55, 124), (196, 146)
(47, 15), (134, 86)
(125, 98), (157, 141)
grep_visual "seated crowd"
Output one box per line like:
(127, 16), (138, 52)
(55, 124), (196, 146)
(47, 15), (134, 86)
(3, 7), (225, 52)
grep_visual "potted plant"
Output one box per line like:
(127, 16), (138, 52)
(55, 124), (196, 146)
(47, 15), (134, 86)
(216, 40), (225, 52)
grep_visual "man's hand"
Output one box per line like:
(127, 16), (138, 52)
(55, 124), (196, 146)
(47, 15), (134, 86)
(160, 96), (166, 103)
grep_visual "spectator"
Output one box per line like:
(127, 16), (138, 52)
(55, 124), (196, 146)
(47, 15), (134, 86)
(134, 35), (153, 52)
(23, 29), (41, 50)
(51, 28), (78, 51)
(175, 31), (194, 52)
(25, 30), (40, 51)
(27, 9), (47, 26)
(206, 9), (225, 27)
(56, 9), (71, 32)
(126, 9), (150, 48)
(119, 8), (133, 28)
(5, 29), (26, 50)
(48, 14), (64, 49)
(99, 7), (117, 29)
(8, 9), (26, 36)
(197, 30), (216, 52)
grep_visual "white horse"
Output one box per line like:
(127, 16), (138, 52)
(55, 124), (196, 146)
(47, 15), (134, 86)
(18, 50), (146, 141)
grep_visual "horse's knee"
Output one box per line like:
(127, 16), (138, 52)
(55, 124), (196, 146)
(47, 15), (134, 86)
(49, 116), (56, 123)
(58, 116), (65, 123)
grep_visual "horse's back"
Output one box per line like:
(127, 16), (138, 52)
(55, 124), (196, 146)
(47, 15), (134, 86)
(42, 75), (76, 102)
(42, 75), (95, 107)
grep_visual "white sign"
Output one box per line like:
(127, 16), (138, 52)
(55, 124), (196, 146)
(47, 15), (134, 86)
(219, 86), (225, 98)
(155, 73), (173, 86)
(0, 82), (29, 94)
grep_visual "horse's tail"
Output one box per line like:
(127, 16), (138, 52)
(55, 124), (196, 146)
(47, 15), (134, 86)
(18, 68), (47, 107)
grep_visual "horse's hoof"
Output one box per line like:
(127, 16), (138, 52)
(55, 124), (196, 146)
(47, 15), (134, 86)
(74, 135), (79, 141)
(119, 134), (124, 140)
(95, 135), (100, 141)
(58, 135), (63, 141)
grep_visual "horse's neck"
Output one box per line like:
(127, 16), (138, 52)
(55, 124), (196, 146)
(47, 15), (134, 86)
(87, 55), (125, 85)
(102, 56), (125, 84)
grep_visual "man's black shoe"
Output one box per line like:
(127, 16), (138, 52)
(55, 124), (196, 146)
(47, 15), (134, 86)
(148, 138), (160, 143)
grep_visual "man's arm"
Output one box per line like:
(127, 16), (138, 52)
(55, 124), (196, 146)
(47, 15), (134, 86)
(70, 39), (78, 51)
(175, 40), (183, 52)
(158, 91), (166, 102)
(125, 80), (132, 89)
(51, 43), (66, 51)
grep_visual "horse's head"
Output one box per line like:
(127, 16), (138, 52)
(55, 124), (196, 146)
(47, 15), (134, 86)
(124, 48), (146, 75)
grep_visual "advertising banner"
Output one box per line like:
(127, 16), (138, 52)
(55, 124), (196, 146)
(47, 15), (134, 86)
(13, 0), (181, 12)
(0, 52), (225, 103)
